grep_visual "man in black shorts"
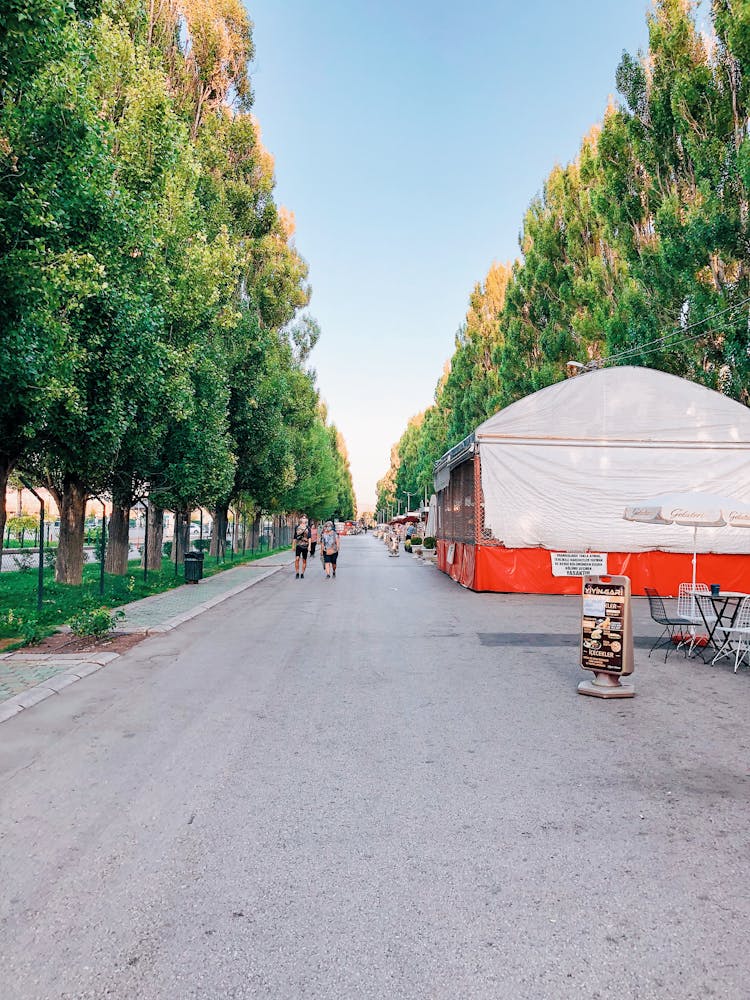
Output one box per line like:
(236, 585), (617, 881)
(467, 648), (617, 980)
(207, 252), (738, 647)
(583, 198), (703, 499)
(293, 514), (310, 578)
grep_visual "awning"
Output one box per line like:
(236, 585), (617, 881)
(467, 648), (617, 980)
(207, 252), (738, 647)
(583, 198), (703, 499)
(433, 434), (475, 491)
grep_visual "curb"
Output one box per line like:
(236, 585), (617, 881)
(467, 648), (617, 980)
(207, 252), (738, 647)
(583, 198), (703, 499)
(0, 558), (290, 726)
(0, 655), (117, 724)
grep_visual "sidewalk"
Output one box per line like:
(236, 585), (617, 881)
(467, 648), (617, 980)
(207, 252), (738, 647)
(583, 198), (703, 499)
(117, 552), (291, 632)
(0, 550), (292, 722)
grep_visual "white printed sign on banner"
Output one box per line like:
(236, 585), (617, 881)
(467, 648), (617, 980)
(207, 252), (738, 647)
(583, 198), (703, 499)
(551, 552), (608, 578)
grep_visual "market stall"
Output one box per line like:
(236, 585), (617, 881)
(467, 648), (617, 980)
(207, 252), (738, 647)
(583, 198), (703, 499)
(433, 366), (750, 595)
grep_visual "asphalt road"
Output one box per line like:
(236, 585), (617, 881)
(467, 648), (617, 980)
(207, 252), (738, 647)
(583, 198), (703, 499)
(1, 536), (748, 999)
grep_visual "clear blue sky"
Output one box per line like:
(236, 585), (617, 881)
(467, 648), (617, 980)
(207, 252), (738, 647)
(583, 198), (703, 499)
(247, 0), (711, 512)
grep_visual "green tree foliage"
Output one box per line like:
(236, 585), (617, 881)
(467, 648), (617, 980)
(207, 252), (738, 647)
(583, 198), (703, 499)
(380, 0), (750, 502)
(331, 428), (356, 520)
(0, 2), (142, 580)
(594, 0), (750, 396)
(0, 0), (352, 577)
(442, 262), (512, 442)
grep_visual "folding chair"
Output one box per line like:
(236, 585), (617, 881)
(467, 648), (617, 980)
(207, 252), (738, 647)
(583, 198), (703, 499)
(644, 588), (695, 662)
(677, 583), (714, 654)
(712, 595), (750, 672)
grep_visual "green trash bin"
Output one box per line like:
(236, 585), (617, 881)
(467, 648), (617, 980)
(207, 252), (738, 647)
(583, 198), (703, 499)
(184, 551), (203, 584)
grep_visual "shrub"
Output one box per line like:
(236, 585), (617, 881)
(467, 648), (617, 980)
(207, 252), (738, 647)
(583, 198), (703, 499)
(0, 609), (23, 634)
(68, 607), (124, 639)
(0, 609), (45, 645)
(21, 616), (46, 646)
(194, 539), (211, 551)
(12, 552), (33, 572)
(410, 536), (422, 546)
(91, 528), (105, 561)
(163, 541), (173, 557)
(423, 537), (436, 549)
(44, 548), (57, 569)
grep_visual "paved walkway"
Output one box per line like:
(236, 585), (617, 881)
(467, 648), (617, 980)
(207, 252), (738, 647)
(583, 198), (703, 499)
(116, 552), (290, 632)
(0, 550), (292, 719)
(1, 535), (748, 999)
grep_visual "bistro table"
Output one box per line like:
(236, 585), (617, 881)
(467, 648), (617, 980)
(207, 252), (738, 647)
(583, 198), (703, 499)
(688, 589), (749, 661)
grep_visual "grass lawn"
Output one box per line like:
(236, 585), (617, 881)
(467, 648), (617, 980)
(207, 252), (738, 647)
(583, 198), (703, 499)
(0, 545), (288, 644)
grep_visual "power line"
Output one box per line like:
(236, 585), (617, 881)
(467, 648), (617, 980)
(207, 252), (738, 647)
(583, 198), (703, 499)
(592, 294), (750, 368)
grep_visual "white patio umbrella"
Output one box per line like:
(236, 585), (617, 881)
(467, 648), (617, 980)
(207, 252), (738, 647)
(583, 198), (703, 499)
(623, 492), (750, 591)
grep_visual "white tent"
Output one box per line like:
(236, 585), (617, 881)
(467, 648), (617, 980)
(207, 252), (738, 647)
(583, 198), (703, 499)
(474, 366), (750, 555)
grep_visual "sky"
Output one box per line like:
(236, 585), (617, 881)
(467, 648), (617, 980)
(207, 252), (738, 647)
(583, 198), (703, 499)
(247, 0), (712, 513)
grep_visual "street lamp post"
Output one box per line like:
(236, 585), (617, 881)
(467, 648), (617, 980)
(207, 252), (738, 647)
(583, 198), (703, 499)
(141, 499), (149, 585)
(20, 478), (44, 613)
(99, 498), (107, 596)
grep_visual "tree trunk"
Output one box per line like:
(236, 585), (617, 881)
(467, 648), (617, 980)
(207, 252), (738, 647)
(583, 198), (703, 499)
(105, 501), (130, 575)
(0, 459), (12, 565)
(210, 505), (229, 557)
(142, 500), (164, 571)
(173, 509), (190, 564)
(52, 477), (87, 585)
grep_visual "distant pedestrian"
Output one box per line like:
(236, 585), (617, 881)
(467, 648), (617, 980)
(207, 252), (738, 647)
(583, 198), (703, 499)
(293, 514), (310, 578)
(321, 520), (339, 579)
(389, 528), (399, 557)
(309, 520), (318, 558)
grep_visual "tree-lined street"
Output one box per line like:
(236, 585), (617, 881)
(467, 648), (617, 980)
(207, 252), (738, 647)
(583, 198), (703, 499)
(1, 536), (747, 999)
(3, 4), (750, 997)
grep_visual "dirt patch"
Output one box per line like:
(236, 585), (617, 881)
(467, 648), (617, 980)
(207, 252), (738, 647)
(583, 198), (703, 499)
(20, 631), (147, 656)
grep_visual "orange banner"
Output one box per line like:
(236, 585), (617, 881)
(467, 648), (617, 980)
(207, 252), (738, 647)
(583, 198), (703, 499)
(437, 541), (750, 597)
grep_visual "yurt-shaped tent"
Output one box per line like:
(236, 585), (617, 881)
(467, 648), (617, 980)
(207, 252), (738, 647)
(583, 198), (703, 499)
(433, 366), (750, 595)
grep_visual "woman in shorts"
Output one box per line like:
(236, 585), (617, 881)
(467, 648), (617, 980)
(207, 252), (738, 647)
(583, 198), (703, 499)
(321, 521), (339, 579)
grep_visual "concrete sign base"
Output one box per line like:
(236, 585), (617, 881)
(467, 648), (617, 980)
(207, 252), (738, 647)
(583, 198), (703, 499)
(578, 671), (635, 699)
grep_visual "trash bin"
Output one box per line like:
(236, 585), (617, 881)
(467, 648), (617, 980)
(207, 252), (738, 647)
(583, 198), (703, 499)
(184, 551), (204, 584)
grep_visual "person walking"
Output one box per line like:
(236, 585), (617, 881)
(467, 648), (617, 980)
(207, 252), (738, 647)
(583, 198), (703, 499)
(309, 520), (319, 559)
(321, 520), (340, 579)
(292, 514), (311, 578)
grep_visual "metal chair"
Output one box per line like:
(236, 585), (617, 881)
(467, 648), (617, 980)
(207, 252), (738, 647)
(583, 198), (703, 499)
(711, 595), (750, 672)
(677, 583), (714, 654)
(644, 588), (695, 661)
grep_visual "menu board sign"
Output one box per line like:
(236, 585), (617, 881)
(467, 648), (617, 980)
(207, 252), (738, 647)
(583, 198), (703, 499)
(580, 576), (633, 676)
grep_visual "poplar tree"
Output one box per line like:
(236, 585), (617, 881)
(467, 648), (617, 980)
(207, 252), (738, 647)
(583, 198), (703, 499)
(380, 0), (750, 501)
